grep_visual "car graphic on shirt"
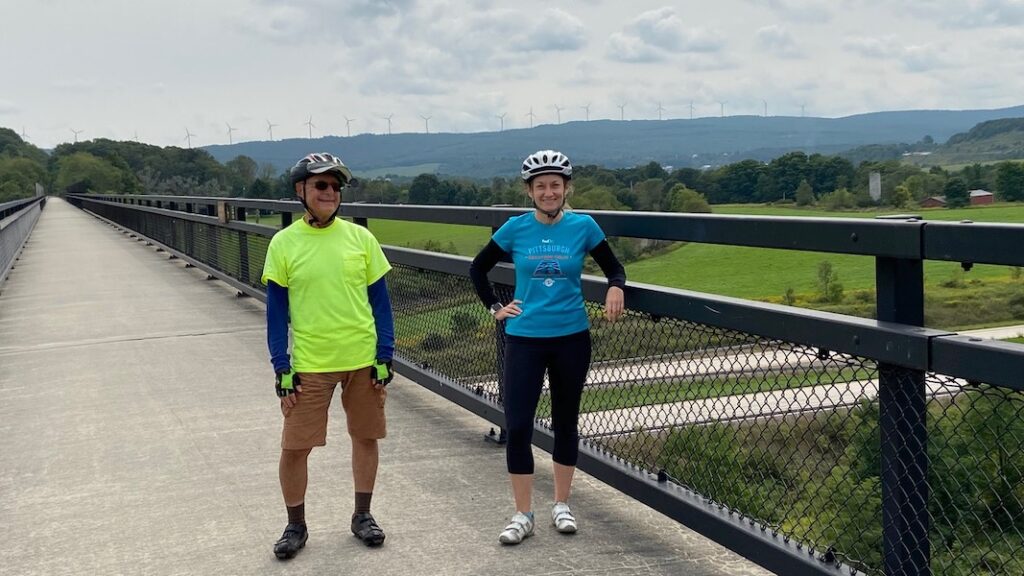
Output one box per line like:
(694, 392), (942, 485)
(533, 259), (563, 278)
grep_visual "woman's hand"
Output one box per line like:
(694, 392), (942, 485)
(494, 299), (523, 321)
(604, 286), (624, 322)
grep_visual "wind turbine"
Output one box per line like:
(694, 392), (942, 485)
(343, 116), (355, 137)
(580, 103), (591, 122)
(718, 101), (727, 117)
(616, 102), (626, 121)
(133, 130), (139, 142)
(420, 114), (431, 134)
(554, 104), (564, 124)
(656, 102), (666, 120)
(266, 119), (278, 141)
(304, 116), (315, 139)
(689, 100), (695, 120)
(70, 128), (83, 143)
(762, 100), (768, 117)
(525, 107), (535, 129)
(800, 103), (806, 117)
(382, 114), (394, 135)
(496, 112), (507, 132)
(184, 128), (196, 149)
(225, 122), (238, 145)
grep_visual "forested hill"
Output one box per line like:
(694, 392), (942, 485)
(203, 105), (1024, 178)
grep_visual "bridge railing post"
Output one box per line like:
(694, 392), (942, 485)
(876, 252), (930, 576)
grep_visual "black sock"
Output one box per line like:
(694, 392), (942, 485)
(287, 503), (305, 525)
(354, 492), (373, 515)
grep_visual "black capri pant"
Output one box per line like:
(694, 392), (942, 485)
(502, 329), (592, 474)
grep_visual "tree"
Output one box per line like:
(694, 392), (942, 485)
(891, 184), (912, 209)
(817, 261), (844, 303)
(571, 186), (626, 210)
(0, 156), (47, 201)
(996, 162), (1024, 201)
(665, 184), (711, 213)
(248, 178), (273, 199)
(794, 179), (814, 206)
(633, 178), (666, 210)
(944, 177), (969, 208)
(225, 155), (258, 196)
(408, 173), (441, 204)
(820, 187), (856, 210)
(54, 152), (126, 193)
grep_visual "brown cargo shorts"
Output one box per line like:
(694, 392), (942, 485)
(280, 367), (387, 449)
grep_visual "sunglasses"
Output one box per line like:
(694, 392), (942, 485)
(311, 181), (342, 192)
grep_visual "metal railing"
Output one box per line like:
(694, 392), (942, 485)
(0, 195), (46, 289)
(68, 193), (1024, 576)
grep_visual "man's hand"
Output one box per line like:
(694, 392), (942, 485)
(371, 359), (394, 389)
(276, 370), (302, 408)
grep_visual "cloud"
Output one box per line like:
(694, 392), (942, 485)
(746, 0), (833, 22)
(842, 35), (899, 58)
(756, 25), (801, 58)
(949, 0), (1024, 27)
(899, 44), (956, 72)
(0, 99), (18, 115)
(606, 7), (725, 62)
(515, 9), (587, 52)
(843, 36), (957, 72)
(893, 0), (1024, 28)
(996, 29), (1024, 49)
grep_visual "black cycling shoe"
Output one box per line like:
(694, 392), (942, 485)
(273, 523), (308, 559)
(351, 512), (386, 547)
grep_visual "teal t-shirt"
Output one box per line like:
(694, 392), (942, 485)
(492, 211), (606, 338)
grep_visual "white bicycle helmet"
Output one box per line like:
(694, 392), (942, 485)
(289, 152), (353, 185)
(521, 149), (572, 182)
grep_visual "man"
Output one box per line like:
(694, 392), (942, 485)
(262, 152), (395, 559)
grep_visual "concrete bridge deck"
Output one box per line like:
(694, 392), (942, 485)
(0, 199), (769, 576)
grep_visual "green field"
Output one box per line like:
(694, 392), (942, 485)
(368, 219), (489, 255)
(710, 202), (1024, 223)
(1009, 337), (1024, 344)
(627, 203), (1024, 300)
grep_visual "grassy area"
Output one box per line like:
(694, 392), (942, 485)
(627, 202), (1024, 306)
(535, 367), (872, 419)
(1009, 337), (1024, 344)
(368, 219), (489, 255)
(710, 201), (1024, 223)
(626, 242), (1017, 301)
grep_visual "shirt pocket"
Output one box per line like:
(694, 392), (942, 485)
(342, 255), (366, 286)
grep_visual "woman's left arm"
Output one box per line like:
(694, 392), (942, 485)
(589, 240), (626, 322)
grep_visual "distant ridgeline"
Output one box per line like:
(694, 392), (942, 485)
(202, 105), (1024, 179)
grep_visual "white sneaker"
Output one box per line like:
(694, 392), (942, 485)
(498, 512), (534, 545)
(551, 502), (577, 534)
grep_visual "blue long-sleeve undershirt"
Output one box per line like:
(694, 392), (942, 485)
(266, 277), (395, 373)
(266, 281), (291, 373)
(368, 278), (395, 360)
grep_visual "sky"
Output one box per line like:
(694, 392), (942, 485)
(2, 0), (1024, 149)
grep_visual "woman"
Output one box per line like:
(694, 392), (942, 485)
(469, 149), (626, 545)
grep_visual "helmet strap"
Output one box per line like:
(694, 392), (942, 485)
(532, 196), (565, 221)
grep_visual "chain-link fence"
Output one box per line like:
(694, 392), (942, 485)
(385, 261), (1023, 576)
(70, 196), (1024, 576)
